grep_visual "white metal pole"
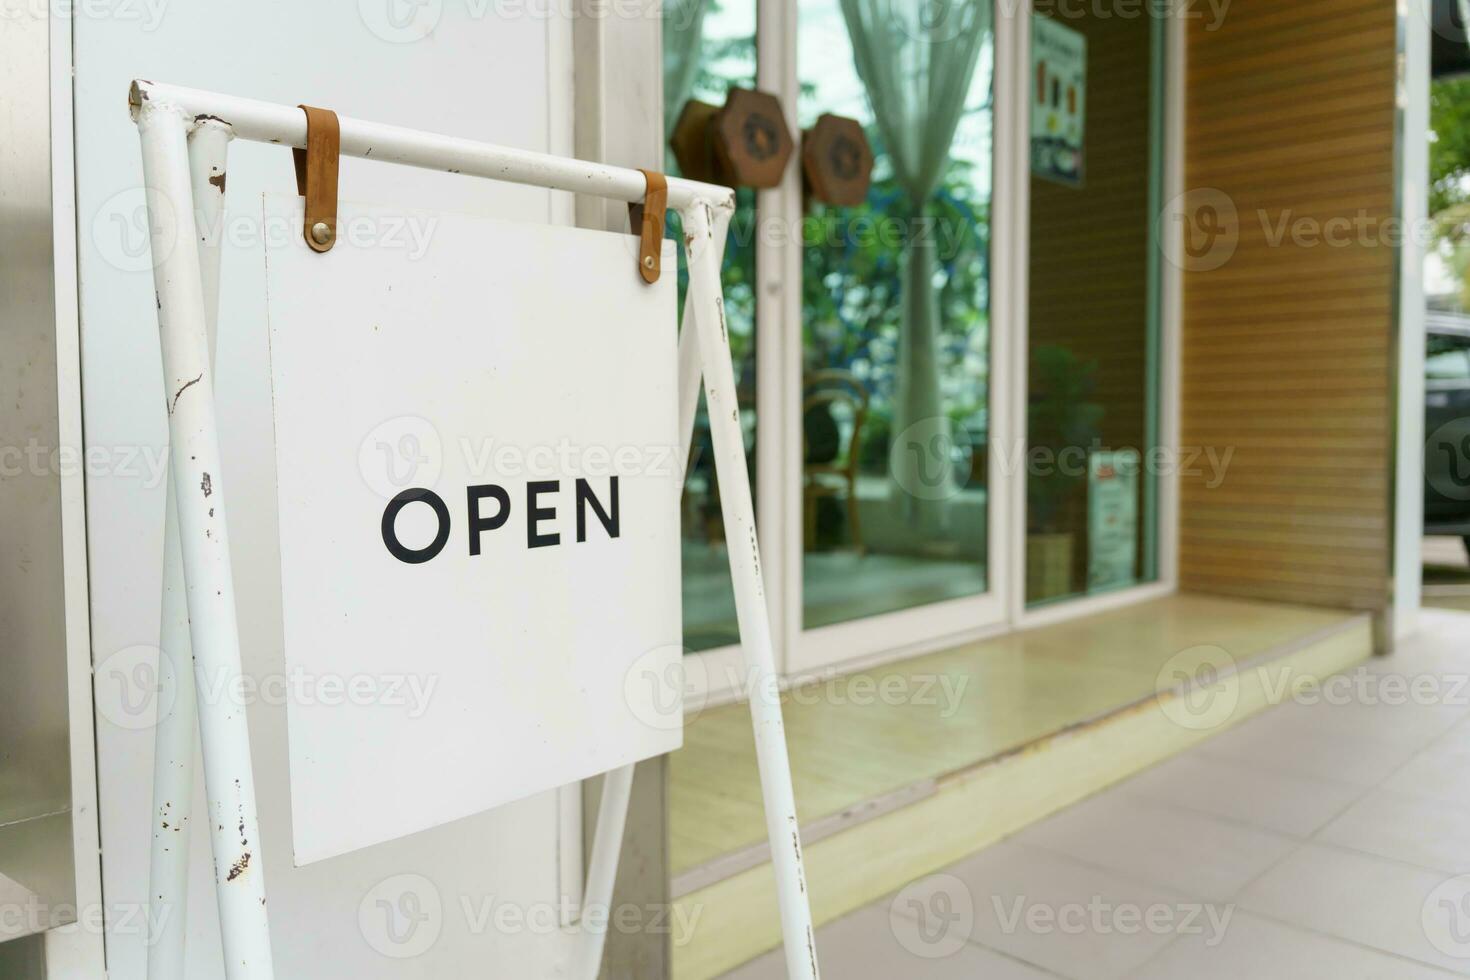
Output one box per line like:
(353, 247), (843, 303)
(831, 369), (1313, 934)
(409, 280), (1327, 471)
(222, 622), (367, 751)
(675, 207), (731, 464)
(575, 207), (731, 980)
(682, 200), (818, 979)
(136, 99), (274, 980)
(574, 764), (633, 980)
(129, 80), (729, 215)
(190, 119), (230, 362)
(147, 117), (232, 980)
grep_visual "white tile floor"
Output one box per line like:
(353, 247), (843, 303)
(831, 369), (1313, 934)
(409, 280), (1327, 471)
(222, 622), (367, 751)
(722, 609), (1470, 979)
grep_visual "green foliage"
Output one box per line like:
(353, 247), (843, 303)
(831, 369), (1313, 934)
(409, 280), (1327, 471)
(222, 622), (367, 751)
(1431, 77), (1470, 223)
(1027, 345), (1103, 532)
(800, 150), (993, 476)
(1429, 78), (1470, 309)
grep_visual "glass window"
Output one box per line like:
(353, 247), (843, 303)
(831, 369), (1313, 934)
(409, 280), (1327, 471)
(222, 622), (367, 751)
(797, 0), (995, 630)
(1025, 9), (1166, 605)
(665, 0), (758, 652)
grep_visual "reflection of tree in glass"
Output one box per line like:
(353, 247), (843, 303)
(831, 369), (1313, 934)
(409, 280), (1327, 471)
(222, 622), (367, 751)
(664, 2), (993, 485)
(1027, 346), (1103, 534)
(799, 150), (992, 481)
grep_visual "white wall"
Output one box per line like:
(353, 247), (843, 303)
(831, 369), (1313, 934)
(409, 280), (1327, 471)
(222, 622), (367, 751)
(75, 5), (579, 976)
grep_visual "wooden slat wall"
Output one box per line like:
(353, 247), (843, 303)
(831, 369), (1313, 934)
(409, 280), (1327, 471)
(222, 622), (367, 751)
(1030, 10), (1152, 456)
(1180, 0), (1397, 612)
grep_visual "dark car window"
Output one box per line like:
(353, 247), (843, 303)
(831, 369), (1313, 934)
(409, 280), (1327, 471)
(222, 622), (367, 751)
(1427, 333), (1470, 381)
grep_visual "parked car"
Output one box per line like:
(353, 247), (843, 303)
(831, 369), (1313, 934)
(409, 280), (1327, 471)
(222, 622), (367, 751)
(1425, 312), (1470, 556)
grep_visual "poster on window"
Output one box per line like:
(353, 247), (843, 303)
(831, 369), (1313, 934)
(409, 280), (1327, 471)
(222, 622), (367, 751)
(1088, 450), (1138, 593)
(1031, 15), (1087, 188)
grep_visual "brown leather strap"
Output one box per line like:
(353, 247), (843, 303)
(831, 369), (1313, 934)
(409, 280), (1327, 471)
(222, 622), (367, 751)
(628, 169), (668, 284)
(292, 105), (340, 253)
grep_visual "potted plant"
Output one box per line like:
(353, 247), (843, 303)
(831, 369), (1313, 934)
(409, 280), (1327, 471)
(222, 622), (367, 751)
(1026, 345), (1103, 602)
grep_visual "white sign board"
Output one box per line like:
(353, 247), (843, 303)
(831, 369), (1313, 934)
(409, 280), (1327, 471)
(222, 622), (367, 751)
(263, 195), (683, 864)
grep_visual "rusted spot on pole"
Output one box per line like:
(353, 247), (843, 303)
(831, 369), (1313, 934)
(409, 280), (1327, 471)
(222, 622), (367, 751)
(226, 851), (251, 882)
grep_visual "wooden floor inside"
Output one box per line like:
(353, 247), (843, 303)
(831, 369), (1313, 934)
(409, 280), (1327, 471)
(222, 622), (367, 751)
(672, 593), (1359, 879)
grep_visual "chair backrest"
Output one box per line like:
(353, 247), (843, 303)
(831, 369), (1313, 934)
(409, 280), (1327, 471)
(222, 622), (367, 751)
(802, 369), (869, 469)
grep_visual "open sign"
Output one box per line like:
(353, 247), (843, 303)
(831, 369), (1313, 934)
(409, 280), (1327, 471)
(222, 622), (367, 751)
(380, 478), (620, 563)
(264, 196), (682, 864)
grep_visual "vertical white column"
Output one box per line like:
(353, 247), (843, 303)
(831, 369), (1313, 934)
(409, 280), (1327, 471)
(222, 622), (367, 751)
(1394, 1), (1430, 640)
(683, 199), (818, 979)
(147, 117), (231, 980)
(135, 101), (274, 980)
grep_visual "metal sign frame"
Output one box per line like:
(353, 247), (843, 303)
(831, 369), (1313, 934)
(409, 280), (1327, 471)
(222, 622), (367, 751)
(130, 79), (818, 980)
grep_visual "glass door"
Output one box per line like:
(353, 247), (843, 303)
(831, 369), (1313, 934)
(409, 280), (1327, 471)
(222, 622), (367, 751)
(788, 0), (1011, 672)
(1023, 6), (1167, 607)
(665, 0), (1172, 685)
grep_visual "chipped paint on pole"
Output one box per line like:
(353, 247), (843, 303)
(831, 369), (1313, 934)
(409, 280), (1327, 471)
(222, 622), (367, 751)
(135, 96), (275, 980)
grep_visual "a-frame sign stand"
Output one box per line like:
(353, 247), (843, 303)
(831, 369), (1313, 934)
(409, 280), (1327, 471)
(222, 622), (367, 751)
(131, 80), (819, 980)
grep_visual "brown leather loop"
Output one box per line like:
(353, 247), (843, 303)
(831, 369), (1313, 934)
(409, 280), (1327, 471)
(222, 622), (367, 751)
(293, 105), (340, 253)
(629, 169), (668, 284)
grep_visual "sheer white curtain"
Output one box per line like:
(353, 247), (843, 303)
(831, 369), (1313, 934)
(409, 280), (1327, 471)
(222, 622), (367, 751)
(839, 0), (990, 528)
(664, 0), (712, 137)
